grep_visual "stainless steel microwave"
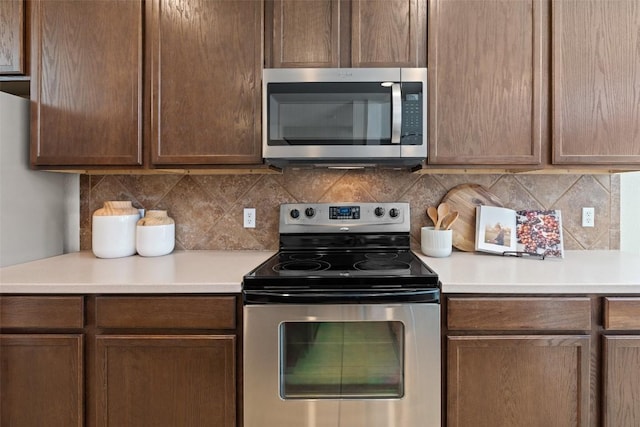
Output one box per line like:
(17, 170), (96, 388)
(262, 68), (427, 169)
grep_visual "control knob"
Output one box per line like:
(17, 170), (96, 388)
(389, 208), (400, 218)
(305, 207), (315, 218)
(374, 207), (385, 217)
(290, 209), (300, 219)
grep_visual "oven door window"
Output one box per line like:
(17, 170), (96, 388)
(267, 82), (392, 146)
(279, 321), (404, 399)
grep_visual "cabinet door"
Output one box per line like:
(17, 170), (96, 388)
(30, 0), (143, 166)
(603, 336), (640, 427)
(148, 0), (262, 165)
(0, 0), (25, 74)
(447, 335), (591, 427)
(270, 0), (340, 68)
(552, 0), (640, 165)
(351, 0), (426, 67)
(0, 334), (83, 427)
(428, 0), (543, 165)
(95, 335), (235, 427)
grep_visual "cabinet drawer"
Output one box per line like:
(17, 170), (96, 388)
(95, 296), (237, 329)
(0, 296), (84, 329)
(604, 297), (640, 330)
(447, 297), (592, 331)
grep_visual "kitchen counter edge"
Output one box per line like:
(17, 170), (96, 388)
(1, 250), (638, 295)
(415, 249), (639, 294)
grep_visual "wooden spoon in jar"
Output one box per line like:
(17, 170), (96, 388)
(435, 202), (450, 230)
(427, 206), (438, 226)
(441, 210), (459, 230)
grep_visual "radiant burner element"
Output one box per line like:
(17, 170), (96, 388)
(273, 260), (331, 272)
(354, 260), (410, 271)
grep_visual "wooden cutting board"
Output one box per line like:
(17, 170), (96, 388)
(441, 184), (504, 252)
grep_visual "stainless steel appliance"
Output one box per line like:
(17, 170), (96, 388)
(243, 202), (440, 427)
(262, 68), (427, 169)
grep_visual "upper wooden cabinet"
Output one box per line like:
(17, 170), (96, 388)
(30, 0), (144, 167)
(30, 0), (262, 168)
(0, 0), (25, 75)
(267, 0), (426, 68)
(552, 0), (640, 165)
(270, 0), (341, 68)
(428, 0), (544, 166)
(147, 0), (263, 165)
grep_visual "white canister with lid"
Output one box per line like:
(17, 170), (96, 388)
(92, 201), (140, 258)
(136, 210), (175, 257)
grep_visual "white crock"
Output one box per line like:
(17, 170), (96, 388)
(92, 201), (140, 258)
(136, 210), (175, 257)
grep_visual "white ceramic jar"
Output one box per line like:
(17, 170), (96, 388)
(92, 201), (140, 258)
(136, 210), (175, 257)
(421, 226), (453, 258)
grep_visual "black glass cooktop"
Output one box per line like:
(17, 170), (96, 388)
(243, 249), (439, 289)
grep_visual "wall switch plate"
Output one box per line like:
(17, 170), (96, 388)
(582, 207), (595, 227)
(244, 208), (256, 228)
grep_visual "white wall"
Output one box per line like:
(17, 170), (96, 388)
(620, 171), (640, 255)
(0, 91), (79, 267)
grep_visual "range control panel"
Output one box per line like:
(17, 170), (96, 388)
(280, 202), (409, 233)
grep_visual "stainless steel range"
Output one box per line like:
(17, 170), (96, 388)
(243, 202), (441, 427)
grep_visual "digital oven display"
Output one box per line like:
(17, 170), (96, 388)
(329, 206), (360, 220)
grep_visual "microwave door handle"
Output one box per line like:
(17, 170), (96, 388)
(391, 83), (402, 144)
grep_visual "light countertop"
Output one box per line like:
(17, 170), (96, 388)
(0, 250), (274, 294)
(1, 250), (638, 295)
(416, 250), (640, 294)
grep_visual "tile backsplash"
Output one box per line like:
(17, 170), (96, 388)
(80, 171), (620, 252)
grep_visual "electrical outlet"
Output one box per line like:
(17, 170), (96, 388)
(244, 208), (256, 228)
(582, 207), (595, 227)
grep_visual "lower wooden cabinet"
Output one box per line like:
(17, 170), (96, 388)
(91, 295), (239, 427)
(0, 334), (83, 427)
(0, 294), (240, 427)
(95, 335), (235, 427)
(602, 297), (640, 427)
(603, 336), (640, 427)
(447, 335), (590, 427)
(0, 296), (85, 427)
(446, 296), (593, 427)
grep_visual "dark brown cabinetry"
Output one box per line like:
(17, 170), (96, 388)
(428, 0), (544, 166)
(602, 297), (640, 427)
(446, 297), (592, 426)
(147, 0), (262, 166)
(268, 0), (426, 68)
(0, 0), (26, 75)
(91, 296), (238, 427)
(446, 295), (640, 427)
(269, 0), (341, 68)
(29, 0), (262, 168)
(1, 295), (240, 427)
(0, 296), (84, 427)
(30, 0), (144, 166)
(429, 0), (640, 168)
(552, 0), (640, 165)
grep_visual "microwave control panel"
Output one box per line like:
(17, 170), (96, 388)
(401, 82), (423, 145)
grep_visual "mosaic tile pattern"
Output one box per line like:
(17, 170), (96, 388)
(80, 171), (620, 252)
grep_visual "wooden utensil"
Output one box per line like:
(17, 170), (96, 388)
(427, 206), (438, 226)
(435, 202), (450, 230)
(441, 210), (459, 230)
(441, 184), (504, 251)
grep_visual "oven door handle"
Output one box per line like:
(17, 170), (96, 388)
(243, 288), (439, 304)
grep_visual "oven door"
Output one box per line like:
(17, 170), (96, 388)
(243, 302), (440, 427)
